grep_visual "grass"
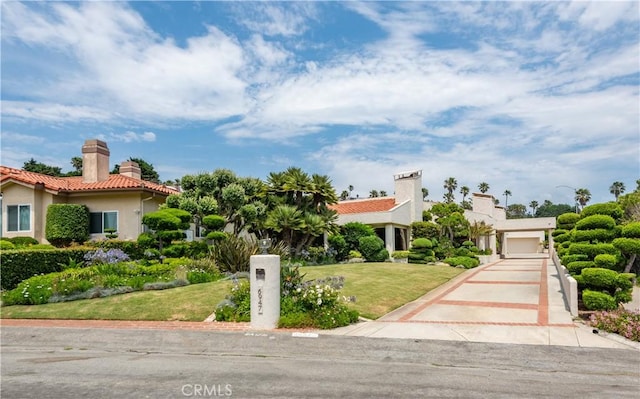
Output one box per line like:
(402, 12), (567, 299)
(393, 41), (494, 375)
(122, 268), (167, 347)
(301, 262), (464, 319)
(1, 281), (231, 321)
(1, 263), (465, 322)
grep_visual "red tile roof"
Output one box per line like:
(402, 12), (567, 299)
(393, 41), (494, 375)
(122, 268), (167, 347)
(0, 166), (177, 196)
(329, 198), (397, 214)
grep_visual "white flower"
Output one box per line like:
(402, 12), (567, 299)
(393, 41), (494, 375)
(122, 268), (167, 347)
(317, 298), (322, 306)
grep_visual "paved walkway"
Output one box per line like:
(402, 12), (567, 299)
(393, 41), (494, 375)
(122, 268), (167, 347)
(323, 259), (640, 350)
(2, 259), (638, 350)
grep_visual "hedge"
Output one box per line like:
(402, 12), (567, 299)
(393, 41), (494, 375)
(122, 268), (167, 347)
(0, 247), (92, 290)
(575, 215), (616, 231)
(45, 204), (90, 247)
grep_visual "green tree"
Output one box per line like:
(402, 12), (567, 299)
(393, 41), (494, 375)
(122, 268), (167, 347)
(264, 205), (303, 252)
(22, 158), (62, 176)
(111, 157), (160, 183)
(142, 208), (191, 253)
(507, 203), (527, 219)
(380, 190), (387, 197)
(478, 182), (490, 193)
(535, 203), (574, 218)
(339, 190), (349, 201)
(575, 188), (591, 210)
(369, 190), (379, 198)
(609, 181), (625, 200)
(422, 187), (429, 200)
(529, 200), (539, 216)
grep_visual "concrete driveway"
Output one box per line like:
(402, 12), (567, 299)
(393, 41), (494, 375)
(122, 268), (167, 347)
(324, 259), (640, 350)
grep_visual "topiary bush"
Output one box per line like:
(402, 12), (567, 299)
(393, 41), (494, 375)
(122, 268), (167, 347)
(568, 243), (619, 259)
(45, 204), (90, 247)
(621, 222), (640, 238)
(561, 254), (588, 265)
(358, 236), (389, 262)
(593, 254), (619, 270)
(580, 268), (619, 292)
(557, 213), (580, 230)
(342, 222), (375, 252)
(575, 215), (616, 231)
(580, 202), (623, 221)
(443, 256), (479, 269)
(0, 240), (16, 250)
(410, 221), (440, 239)
(411, 238), (433, 249)
(572, 229), (617, 243)
(582, 290), (617, 311)
(567, 261), (596, 275)
(553, 232), (572, 243)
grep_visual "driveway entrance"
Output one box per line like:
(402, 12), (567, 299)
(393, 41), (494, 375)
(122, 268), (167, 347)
(324, 259), (638, 349)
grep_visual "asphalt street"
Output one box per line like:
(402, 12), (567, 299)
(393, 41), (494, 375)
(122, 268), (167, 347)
(1, 326), (639, 398)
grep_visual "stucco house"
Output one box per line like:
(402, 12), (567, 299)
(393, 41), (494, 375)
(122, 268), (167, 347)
(330, 170), (555, 261)
(0, 139), (177, 243)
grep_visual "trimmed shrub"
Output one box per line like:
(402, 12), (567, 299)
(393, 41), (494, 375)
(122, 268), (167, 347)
(9, 236), (39, 247)
(551, 229), (568, 237)
(572, 229), (617, 243)
(616, 274), (634, 291)
(557, 213), (581, 230)
(612, 238), (640, 256)
(0, 247), (92, 290)
(443, 256), (479, 269)
(411, 238), (433, 249)
(328, 234), (349, 261)
(593, 254), (618, 270)
(553, 232), (572, 243)
(45, 204), (90, 247)
(0, 240), (16, 250)
(206, 231), (228, 242)
(358, 236), (389, 262)
(580, 202), (623, 220)
(202, 214), (226, 230)
(567, 261), (596, 275)
(342, 222), (375, 251)
(162, 244), (189, 258)
(392, 250), (409, 259)
(567, 243), (619, 259)
(561, 254), (588, 265)
(410, 221), (440, 239)
(582, 290), (617, 311)
(575, 215), (616, 231)
(580, 268), (619, 291)
(348, 250), (363, 259)
(621, 222), (640, 238)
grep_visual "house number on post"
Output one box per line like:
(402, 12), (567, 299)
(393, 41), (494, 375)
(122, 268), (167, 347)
(257, 287), (263, 315)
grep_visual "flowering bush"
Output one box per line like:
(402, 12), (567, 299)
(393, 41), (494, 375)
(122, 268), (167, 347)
(588, 308), (640, 342)
(84, 249), (130, 265)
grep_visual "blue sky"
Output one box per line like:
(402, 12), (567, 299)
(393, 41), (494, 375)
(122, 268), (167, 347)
(1, 1), (638, 207)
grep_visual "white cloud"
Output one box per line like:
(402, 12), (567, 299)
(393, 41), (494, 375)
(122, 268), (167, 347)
(237, 3), (318, 37)
(2, 2), (249, 123)
(98, 131), (157, 143)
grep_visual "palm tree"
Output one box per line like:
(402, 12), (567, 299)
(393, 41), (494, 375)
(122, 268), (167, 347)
(478, 182), (490, 193)
(503, 190), (512, 208)
(443, 192), (455, 203)
(380, 190), (387, 197)
(422, 187), (429, 200)
(443, 177), (458, 202)
(529, 200), (539, 216)
(283, 167), (311, 207)
(309, 173), (338, 210)
(264, 205), (303, 252)
(609, 181), (626, 200)
(574, 188), (591, 210)
(339, 190), (349, 201)
(468, 221), (494, 247)
(369, 190), (379, 198)
(460, 185), (470, 202)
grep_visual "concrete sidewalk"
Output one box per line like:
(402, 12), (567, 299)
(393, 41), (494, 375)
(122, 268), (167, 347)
(321, 259), (640, 350)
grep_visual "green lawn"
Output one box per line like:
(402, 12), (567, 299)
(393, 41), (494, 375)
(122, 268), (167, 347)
(1, 263), (464, 321)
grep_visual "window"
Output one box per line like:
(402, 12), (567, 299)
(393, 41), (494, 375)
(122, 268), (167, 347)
(89, 211), (118, 234)
(7, 204), (30, 232)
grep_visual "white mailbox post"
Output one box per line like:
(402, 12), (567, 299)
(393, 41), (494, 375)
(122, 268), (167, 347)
(249, 240), (280, 329)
